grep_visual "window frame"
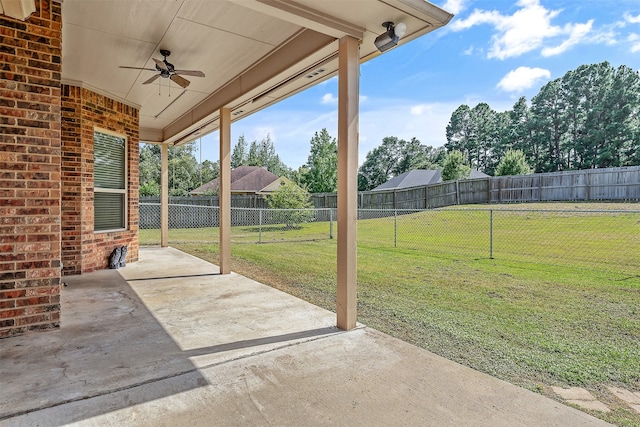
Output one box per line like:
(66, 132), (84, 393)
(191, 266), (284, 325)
(93, 127), (128, 233)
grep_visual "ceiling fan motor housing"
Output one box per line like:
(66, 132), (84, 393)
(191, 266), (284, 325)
(156, 49), (175, 77)
(119, 48), (203, 88)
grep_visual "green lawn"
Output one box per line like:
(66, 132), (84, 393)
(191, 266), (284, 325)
(140, 203), (640, 426)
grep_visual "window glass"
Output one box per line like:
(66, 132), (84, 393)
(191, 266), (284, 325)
(94, 130), (126, 231)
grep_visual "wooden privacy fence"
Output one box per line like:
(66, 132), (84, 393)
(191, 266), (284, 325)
(141, 166), (640, 210)
(490, 167), (640, 203)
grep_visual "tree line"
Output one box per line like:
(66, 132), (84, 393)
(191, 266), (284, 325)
(446, 61), (640, 175)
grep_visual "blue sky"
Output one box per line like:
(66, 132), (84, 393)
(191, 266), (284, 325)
(194, 0), (640, 169)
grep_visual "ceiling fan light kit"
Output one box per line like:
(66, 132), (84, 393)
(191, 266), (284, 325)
(119, 49), (205, 89)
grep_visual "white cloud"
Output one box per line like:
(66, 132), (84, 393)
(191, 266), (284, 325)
(542, 20), (593, 56)
(587, 27), (619, 46)
(624, 12), (640, 24)
(449, 0), (594, 59)
(440, 0), (467, 15)
(623, 14), (640, 52)
(250, 126), (277, 143)
(321, 93), (337, 105)
(360, 95), (368, 103)
(497, 67), (551, 92)
(410, 104), (432, 115)
(449, 9), (502, 32)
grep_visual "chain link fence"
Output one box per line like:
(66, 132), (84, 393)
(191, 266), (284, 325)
(139, 203), (335, 244)
(358, 208), (640, 272)
(139, 203), (640, 273)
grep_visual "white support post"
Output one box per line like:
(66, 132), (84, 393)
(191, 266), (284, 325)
(160, 143), (169, 248)
(336, 36), (359, 330)
(219, 107), (231, 274)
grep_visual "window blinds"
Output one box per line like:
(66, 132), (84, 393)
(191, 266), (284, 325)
(94, 131), (126, 231)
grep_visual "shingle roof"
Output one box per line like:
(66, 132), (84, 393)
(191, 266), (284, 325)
(372, 169), (489, 191)
(372, 170), (441, 191)
(469, 169), (490, 179)
(190, 166), (280, 195)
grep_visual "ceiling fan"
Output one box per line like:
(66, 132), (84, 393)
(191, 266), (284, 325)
(119, 49), (205, 89)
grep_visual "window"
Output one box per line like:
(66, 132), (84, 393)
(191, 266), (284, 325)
(94, 129), (127, 231)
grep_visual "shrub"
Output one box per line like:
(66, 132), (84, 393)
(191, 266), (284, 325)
(266, 180), (314, 228)
(495, 149), (532, 176)
(442, 150), (471, 181)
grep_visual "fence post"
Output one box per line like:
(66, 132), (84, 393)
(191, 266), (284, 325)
(489, 209), (493, 259)
(425, 185), (429, 209)
(259, 209), (263, 243)
(329, 208), (334, 239)
(394, 209), (398, 248)
(486, 178), (491, 203)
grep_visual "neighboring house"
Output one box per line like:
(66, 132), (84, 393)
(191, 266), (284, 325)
(190, 166), (289, 196)
(372, 169), (490, 191)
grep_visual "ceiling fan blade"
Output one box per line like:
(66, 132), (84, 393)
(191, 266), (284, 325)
(170, 74), (190, 88)
(142, 74), (161, 85)
(153, 58), (168, 71)
(174, 70), (205, 77)
(119, 66), (156, 71)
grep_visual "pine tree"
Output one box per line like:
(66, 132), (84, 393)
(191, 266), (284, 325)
(231, 135), (247, 168)
(303, 129), (338, 193)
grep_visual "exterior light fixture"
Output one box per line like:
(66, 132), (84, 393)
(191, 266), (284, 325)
(374, 21), (407, 52)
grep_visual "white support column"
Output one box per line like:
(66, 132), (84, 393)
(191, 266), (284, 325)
(219, 107), (231, 274)
(160, 143), (169, 248)
(336, 36), (359, 330)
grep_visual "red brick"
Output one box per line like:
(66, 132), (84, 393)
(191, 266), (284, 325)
(0, 308), (26, 318)
(16, 314), (50, 325)
(0, 0), (64, 338)
(0, 319), (16, 329)
(17, 296), (49, 306)
(0, 300), (15, 309)
(0, 289), (26, 299)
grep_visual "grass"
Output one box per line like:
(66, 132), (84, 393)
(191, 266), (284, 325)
(140, 202), (640, 426)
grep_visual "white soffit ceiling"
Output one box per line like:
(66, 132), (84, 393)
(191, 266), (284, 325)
(60, 0), (452, 145)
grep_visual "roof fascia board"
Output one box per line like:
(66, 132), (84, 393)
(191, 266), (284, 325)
(396, 0), (454, 25)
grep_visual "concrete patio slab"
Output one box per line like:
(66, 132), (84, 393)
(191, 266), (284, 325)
(0, 247), (609, 426)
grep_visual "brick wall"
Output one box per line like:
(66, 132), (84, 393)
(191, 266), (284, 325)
(0, 0), (63, 338)
(61, 86), (139, 275)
